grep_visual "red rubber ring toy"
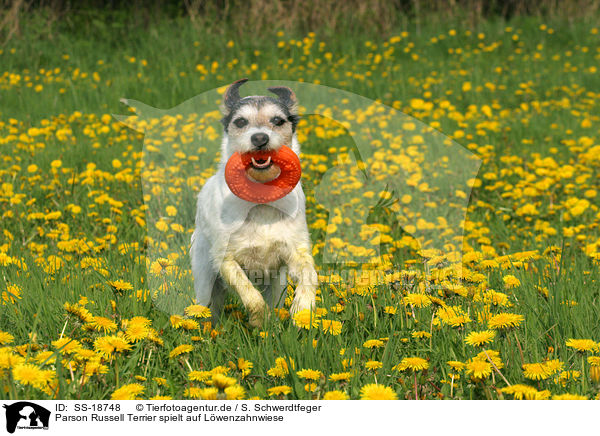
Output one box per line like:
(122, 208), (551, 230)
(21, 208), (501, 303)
(224, 145), (301, 204)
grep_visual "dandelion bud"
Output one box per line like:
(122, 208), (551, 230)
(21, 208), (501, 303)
(590, 366), (600, 383)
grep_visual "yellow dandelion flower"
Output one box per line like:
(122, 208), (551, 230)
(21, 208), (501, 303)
(296, 368), (323, 380)
(51, 337), (82, 354)
(236, 358), (253, 378)
(542, 359), (564, 376)
(365, 360), (383, 370)
(360, 384), (398, 400)
(274, 308), (290, 320)
(108, 280), (134, 291)
(34, 351), (55, 365)
(210, 365), (230, 376)
(2, 284), (22, 304)
(447, 361), (466, 372)
(590, 365), (600, 383)
(329, 303), (345, 313)
(363, 339), (385, 348)
(501, 384), (541, 400)
(293, 309), (320, 329)
(188, 370), (211, 382)
(267, 357), (293, 378)
(566, 338), (599, 353)
(329, 372), (352, 382)
(488, 313), (524, 329)
(588, 356), (600, 366)
(534, 390), (552, 400)
(83, 360), (109, 377)
(12, 363), (45, 386)
(64, 302), (93, 323)
(210, 373), (237, 389)
(153, 377), (168, 386)
(323, 390), (349, 400)
(124, 316), (151, 328)
(268, 385), (292, 396)
(180, 319), (199, 330)
(0, 331), (14, 345)
(473, 350), (504, 370)
(169, 344), (193, 358)
(304, 382), (317, 392)
(522, 362), (551, 380)
(321, 319), (342, 335)
(224, 385), (246, 399)
(199, 387), (219, 400)
(184, 387), (204, 398)
(146, 328), (164, 346)
(403, 293), (432, 308)
(552, 393), (588, 400)
(448, 314), (471, 328)
(93, 335), (131, 359)
(170, 315), (185, 328)
(111, 383), (144, 400)
(125, 323), (149, 342)
(554, 370), (581, 386)
(184, 304), (212, 318)
(110, 336), (130, 353)
(150, 258), (171, 275)
(503, 275), (521, 289)
(464, 330), (496, 347)
(0, 348), (25, 368)
(89, 316), (118, 333)
(466, 359), (492, 380)
(394, 357), (429, 372)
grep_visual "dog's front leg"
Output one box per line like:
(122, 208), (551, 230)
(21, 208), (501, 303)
(288, 247), (318, 317)
(220, 257), (266, 327)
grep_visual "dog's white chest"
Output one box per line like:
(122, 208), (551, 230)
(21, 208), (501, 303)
(227, 205), (299, 272)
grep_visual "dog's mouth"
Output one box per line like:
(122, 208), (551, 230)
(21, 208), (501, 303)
(225, 145), (301, 202)
(250, 156), (273, 170)
(246, 156), (281, 183)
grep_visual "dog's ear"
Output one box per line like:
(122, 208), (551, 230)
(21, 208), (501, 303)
(268, 86), (298, 115)
(221, 78), (248, 114)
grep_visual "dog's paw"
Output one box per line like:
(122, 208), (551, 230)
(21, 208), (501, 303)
(247, 299), (267, 328)
(289, 289), (316, 320)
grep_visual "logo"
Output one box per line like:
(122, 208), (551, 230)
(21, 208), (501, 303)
(2, 402), (50, 434)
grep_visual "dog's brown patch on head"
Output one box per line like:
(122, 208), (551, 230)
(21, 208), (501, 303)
(255, 102), (285, 125)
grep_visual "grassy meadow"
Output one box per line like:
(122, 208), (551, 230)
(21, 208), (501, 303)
(1, 11), (600, 400)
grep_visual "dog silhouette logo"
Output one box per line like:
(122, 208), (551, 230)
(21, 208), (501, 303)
(2, 402), (50, 433)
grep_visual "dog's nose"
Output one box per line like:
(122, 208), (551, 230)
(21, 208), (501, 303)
(251, 133), (269, 148)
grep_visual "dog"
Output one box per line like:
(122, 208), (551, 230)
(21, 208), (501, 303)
(190, 79), (318, 327)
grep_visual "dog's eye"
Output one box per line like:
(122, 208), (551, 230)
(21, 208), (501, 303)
(233, 118), (248, 128)
(270, 116), (285, 126)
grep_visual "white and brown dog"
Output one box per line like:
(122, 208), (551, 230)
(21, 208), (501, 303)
(190, 79), (317, 327)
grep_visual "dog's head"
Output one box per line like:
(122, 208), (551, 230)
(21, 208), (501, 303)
(220, 79), (299, 154)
